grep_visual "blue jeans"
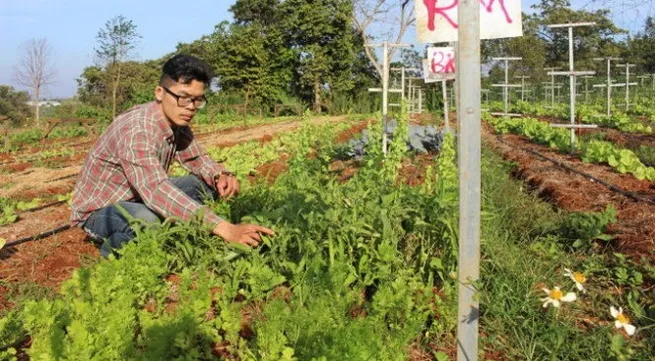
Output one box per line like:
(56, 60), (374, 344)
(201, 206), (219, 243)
(82, 175), (217, 258)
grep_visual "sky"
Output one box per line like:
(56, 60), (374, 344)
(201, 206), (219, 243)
(1, 0), (653, 99)
(0, 0), (233, 98)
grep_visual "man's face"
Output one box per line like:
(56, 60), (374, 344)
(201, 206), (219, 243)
(155, 79), (206, 127)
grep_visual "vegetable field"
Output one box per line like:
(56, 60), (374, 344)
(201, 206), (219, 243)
(0, 104), (654, 360)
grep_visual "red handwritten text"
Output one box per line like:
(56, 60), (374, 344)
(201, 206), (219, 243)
(422, 0), (514, 30)
(431, 51), (456, 74)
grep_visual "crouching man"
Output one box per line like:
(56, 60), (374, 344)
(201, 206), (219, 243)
(71, 54), (273, 257)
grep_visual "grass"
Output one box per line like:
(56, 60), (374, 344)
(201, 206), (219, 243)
(479, 146), (654, 360)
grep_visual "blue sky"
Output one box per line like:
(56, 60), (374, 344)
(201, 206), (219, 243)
(0, 0), (233, 98)
(1, 0), (652, 99)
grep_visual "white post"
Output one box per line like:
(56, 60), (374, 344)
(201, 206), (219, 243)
(491, 57), (522, 116)
(581, 75), (593, 103)
(457, 0), (481, 358)
(568, 26), (575, 147)
(616, 63), (636, 112)
(547, 22), (596, 152)
(593, 57), (621, 117)
(515, 75), (531, 102)
(544, 67), (560, 108)
(365, 42), (410, 154)
(443, 80), (449, 129)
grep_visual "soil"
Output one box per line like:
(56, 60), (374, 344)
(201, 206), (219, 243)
(399, 153), (436, 187)
(251, 154), (290, 185)
(483, 122), (655, 261)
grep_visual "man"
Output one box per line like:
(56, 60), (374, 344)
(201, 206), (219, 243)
(71, 54), (273, 257)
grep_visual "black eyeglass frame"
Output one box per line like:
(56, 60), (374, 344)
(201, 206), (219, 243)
(162, 86), (208, 109)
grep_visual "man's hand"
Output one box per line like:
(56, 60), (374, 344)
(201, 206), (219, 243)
(215, 173), (240, 198)
(213, 220), (275, 247)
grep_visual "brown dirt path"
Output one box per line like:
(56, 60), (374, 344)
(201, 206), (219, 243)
(483, 122), (655, 260)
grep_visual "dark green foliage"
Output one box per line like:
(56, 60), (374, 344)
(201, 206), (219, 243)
(0, 86), (31, 125)
(559, 206), (617, 250)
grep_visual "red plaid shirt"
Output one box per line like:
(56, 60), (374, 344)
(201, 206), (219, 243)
(71, 101), (226, 228)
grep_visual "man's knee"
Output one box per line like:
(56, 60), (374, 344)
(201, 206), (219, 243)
(171, 175), (215, 202)
(114, 202), (162, 225)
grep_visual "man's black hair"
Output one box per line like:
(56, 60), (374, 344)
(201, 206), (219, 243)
(160, 54), (214, 86)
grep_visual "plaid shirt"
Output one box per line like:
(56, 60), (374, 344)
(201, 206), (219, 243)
(71, 101), (226, 228)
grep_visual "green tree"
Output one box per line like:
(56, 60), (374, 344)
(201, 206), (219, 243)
(230, 0), (280, 26)
(177, 20), (293, 110)
(279, 0), (368, 112)
(627, 17), (655, 72)
(95, 15), (141, 120)
(0, 85), (32, 125)
(530, 0), (625, 70)
(77, 66), (108, 107)
(177, 0), (377, 113)
(483, 0), (625, 87)
(77, 60), (160, 112)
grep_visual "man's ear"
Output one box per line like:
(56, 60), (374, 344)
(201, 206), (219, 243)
(154, 86), (163, 102)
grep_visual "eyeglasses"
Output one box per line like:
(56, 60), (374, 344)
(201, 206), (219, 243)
(162, 86), (207, 109)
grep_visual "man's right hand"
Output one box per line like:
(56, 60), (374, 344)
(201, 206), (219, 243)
(213, 220), (275, 247)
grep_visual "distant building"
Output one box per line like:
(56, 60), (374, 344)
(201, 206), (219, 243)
(25, 100), (61, 107)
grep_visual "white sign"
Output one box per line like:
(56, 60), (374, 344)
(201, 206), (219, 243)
(424, 47), (456, 83)
(416, 0), (523, 43)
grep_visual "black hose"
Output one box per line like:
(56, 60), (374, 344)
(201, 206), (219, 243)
(45, 173), (78, 183)
(2, 224), (72, 249)
(491, 135), (655, 206)
(19, 200), (67, 213)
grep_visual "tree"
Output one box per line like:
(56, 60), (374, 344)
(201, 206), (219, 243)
(279, 0), (366, 112)
(351, 0), (414, 80)
(0, 85), (31, 125)
(95, 15), (141, 120)
(14, 38), (55, 127)
(177, 20), (293, 110)
(627, 17), (655, 72)
(230, 0), (280, 26)
(77, 60), (161, 111)
(483, 0), (625, 85)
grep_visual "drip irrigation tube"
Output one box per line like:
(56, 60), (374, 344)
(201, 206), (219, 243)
(45, 173), (79, 183)
(20, 200), (68, 213)
(492, 135), (655, 206)
(2, 224), (72, 249)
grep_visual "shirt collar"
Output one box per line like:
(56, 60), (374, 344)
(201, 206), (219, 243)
(148, 101), (175, 141)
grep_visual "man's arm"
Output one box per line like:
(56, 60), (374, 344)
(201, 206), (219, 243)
(119, 130), (222, 227)
(120, 130), (268, 246)
(175, 128), (227, 189)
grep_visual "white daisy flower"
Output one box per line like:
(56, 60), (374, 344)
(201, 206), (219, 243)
(563, 268), (587, 293)
(541, 286), (576, 308)
(610, 306), (636, 336)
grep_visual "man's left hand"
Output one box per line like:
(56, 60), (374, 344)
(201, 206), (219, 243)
(215, 173), (240, 198)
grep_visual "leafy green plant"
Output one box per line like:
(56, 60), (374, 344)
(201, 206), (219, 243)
(559, 206), (617, 249)
(581, 140), (655, 181)
(0, 198), (18, 226)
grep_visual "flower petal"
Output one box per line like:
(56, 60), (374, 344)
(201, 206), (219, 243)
(552, 299), (561, 308)
(615, 320), (622, 329)
(563, 268), (572, 276)
(561, 292), (577, 302)
(624, 323), (636, 336)
(610, 306), (619, 318)
(542, 288), (550, 295)
(575, 282), (585, 292)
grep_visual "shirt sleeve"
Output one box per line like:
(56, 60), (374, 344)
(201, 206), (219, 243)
(119, 129), (223, 228)
(174, 128), (228, 189)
